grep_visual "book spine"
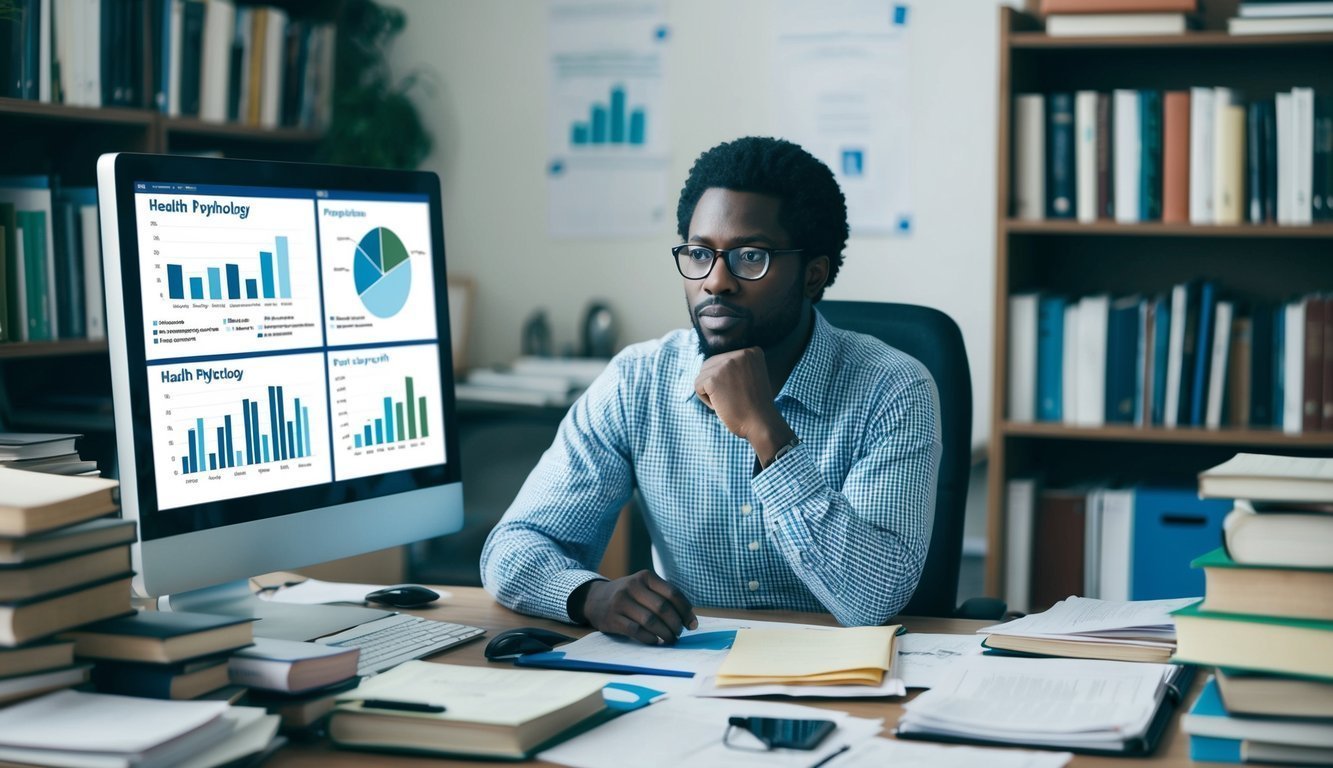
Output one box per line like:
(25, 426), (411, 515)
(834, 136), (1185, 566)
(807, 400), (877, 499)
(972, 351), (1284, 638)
(1030, 489), (1086, 613)
(1248, 304), (1274, 428)
(1190, 282), (1217, 427)
(1062, 303), (1080, 426)
(1114, 90), (1141, 223)
(1037, 296), (1066, 422)
(1075, 91), (1098, 223)
(1313, 109), (1330, 222)
(1247, 101), (1264, 224)
(1008, 294), (1039, 423)
(1161, 91), (1190, 224)
(18, 212), (50, 340)
(1046, 92), (1076, 219)
(1276, 92), (1294, 224)
(1004, 478), (1036, 615)
(1214, 104), (1246, 225)
(1282, 300), (1303, 434)
(1077, 294), (1109, 427)
(1014, 94), (1045, 221)
(1205, 301), (1234, 429)
(1040, 0), (1197, 12)
(1263, 99), (1278, 223)
(178, 0), (203, 117)
(79, 204), (103, 340)
(1139, 90), (1163, 221)
(1105, 299), (1140, 424)
(1274, 304), (1286, 429)
(1293, 87), (1315, 225)
(1096, 92), (1113, 219)
(1138, 298), (1153, 427)
(1151, 295), (1171, 426)
(1189, 87), (1215, 224)
(1178, 281), (1201, 427)
(1304, 296), (1324, 433)
(1226, 314), (1251, 428)
(1323, 294), (1333, 430)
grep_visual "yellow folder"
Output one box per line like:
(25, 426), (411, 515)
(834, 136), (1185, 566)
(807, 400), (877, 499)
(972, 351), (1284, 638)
(714, 625), (899, 687)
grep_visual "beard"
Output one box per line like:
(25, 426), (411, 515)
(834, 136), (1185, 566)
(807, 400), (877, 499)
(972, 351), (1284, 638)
(690, 271), (806, 358)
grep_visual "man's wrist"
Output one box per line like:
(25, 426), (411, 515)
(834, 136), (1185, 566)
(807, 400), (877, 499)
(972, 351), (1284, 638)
(750, 418), (797, 468)
(566, 579), (604, 624)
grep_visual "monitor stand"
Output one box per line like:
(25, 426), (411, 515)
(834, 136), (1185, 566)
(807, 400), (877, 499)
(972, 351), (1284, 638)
(161, 579), (393, 641)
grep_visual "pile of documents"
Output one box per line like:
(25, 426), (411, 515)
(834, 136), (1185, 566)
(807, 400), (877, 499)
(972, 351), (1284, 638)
(897, 656), (1181, 754)
(714, 625), (899, 687)
(978, 596), (1195, 663)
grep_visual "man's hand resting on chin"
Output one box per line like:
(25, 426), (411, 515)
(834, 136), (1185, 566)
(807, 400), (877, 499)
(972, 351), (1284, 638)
(568, 570), (698, 645)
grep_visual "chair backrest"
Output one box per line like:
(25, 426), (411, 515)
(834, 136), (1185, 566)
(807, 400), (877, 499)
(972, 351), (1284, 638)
(817, 301), (972, 617)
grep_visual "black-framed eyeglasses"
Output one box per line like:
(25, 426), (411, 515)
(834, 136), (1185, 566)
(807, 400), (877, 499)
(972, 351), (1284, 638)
(672, 244), (804, 281)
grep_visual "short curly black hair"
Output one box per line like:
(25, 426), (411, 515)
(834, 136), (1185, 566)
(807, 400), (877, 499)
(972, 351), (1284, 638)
(676, 137), (847, 302)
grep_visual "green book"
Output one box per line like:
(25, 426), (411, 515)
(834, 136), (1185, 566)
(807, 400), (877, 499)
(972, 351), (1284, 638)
(16, 211), (49, 341)
(0, 203), (16, 342)
(1172, 602), (1333, 679)
(1191, 546), (1332, 573)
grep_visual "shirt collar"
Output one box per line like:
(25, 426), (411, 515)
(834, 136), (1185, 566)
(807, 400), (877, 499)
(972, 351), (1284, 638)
(676, 310), (836, 417)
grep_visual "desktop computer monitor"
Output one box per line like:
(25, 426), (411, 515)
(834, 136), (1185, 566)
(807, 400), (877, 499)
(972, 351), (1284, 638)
(96, 153), (463, 639)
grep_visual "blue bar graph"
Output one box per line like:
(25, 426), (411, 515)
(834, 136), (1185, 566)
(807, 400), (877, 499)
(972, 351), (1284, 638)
(181, 386), (313, 475)
(571, 84), (648, 147)
(164, 235), (294, 301)
(353, 375), (429, 450)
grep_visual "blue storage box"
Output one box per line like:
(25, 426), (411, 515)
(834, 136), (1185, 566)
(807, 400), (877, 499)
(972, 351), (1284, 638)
(1130, 488), (1231, 600)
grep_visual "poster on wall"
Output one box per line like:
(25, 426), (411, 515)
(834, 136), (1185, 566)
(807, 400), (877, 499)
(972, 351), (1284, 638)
(547, 0), (671, 238)
(775, 1), (913, 236)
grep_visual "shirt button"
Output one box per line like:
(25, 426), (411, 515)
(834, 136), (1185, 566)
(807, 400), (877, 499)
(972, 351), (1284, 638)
(747, 541), (759, 551)
(747, 580), (760, 591)
(740, 504), (753, 516)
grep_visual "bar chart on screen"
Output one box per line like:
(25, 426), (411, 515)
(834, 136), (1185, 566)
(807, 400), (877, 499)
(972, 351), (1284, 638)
(134, 191), (323, 360)
(147, 352), (333, 510)
(318, 197), (436, 348)
(327, 343), (447, 481)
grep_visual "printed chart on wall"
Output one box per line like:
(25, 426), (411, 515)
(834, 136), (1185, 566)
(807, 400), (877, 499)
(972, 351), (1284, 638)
(547, 0), (671, 237)
(327, 344), (447, 481)
(135, 187), (323, 358)
(775, 0), (913, 235)
(317, 197), (438, 346)
(147, 352), (333, 510)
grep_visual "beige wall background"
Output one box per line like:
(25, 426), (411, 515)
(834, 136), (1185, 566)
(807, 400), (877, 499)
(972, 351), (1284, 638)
(389, 0), (1016, 451)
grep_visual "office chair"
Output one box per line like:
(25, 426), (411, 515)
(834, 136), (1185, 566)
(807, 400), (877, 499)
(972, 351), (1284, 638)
(817, 301), (1004, 620)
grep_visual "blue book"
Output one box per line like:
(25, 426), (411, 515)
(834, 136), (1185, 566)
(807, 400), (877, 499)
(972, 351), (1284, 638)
(1036, 295), (1066, 422)
(1138, 90), (1163, 221)
(1150, 295), (1171, 426)
(1129, 488), (1230, 600)
(1105, 297), (1141, 424)
(1184, 677), (1333, 754)
(1274, 304), (1286, 425)
(1189, 734), (1241, 764)
(1189, 281), (1217, 426)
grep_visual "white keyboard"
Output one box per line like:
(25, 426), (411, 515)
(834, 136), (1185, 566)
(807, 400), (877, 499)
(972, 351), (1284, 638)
(317, 613), (486, 676)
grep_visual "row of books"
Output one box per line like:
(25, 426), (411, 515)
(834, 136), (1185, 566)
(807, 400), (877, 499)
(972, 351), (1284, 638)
(1013, 87), (1332, 226)
(1178, 453), (1333, 765)
(1037, 0), (1333, 36)
(0, 176), (105, 343)
(1, 0), (335, 131)
(1004, 480), (1229, 614)
(1009, 286), (1333, 434)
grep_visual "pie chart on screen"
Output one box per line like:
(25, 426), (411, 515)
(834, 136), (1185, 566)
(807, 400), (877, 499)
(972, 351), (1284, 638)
(353, 227), (412, 318)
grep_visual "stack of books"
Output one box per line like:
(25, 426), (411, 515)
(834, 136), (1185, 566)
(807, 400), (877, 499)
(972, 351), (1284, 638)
(1040, 0), (1197, 37)
(978, 596), (1194, 663)
(0, 433), (99, 476)
(1229, 0), (1333, 35)
(1175, 453), (1333, 764)
(65, 611), (256, 701)
(230, 637), (359, 732)
(0, 468), (132, 705)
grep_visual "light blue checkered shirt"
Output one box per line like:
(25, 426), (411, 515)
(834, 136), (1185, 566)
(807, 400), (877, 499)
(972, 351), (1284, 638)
(480, 309), (941, 626)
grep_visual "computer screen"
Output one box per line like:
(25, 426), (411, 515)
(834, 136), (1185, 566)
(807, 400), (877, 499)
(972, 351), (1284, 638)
(97, 153), (463, 623)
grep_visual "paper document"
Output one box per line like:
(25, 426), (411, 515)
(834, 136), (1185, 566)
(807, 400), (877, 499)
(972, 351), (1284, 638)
(693, 673), (905, 699)
(0, 689), (228, 752)
(903, 656), (1171, 735)
(716, 625), (898, 686)
(980, 597), (1196, 639)
(897, 633), (985, 689)
(177, 707), (280, 768)
(260, 578), (452, 605)
(836, 738), (1072, 768)
(523, 615), (823, 677)
(539, 695), (881, 768)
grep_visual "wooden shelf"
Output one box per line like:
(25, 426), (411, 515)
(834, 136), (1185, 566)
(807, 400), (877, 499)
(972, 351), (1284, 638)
(1010, 31), (1333, 49)
(1005, 220), (1333, 238)
(0, 341), (110, 359)
(1001, 421), (1333, 448)
(0, 97), (154, 126)
(161, 117), (322, 143)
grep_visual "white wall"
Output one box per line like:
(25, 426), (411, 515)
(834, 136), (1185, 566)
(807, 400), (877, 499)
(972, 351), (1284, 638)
(390, 0), (1013, 448)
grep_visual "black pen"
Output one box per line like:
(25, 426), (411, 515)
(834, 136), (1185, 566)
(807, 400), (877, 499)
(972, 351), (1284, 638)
(354, 699), (447, 713)
(808, 744), (850, 768)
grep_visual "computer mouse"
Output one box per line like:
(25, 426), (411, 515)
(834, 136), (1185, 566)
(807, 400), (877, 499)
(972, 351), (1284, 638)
(364, 584), (441, 609)
(484, 627), (577, 660)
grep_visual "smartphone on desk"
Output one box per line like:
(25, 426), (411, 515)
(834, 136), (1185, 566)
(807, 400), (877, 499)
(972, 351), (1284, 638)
(729, 716), (836, 750)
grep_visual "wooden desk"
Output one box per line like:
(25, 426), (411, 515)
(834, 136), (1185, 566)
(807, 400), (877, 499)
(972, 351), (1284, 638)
(267, 586), (1199, 768)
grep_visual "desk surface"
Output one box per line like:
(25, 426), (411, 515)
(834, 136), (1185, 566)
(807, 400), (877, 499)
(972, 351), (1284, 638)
(266, 586), (1200, 768)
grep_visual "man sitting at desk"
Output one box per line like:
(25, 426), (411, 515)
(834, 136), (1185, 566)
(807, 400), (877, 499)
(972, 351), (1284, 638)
(481, 136), (941, 644)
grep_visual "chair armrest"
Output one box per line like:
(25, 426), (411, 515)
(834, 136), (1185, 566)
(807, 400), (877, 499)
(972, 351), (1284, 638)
(954, 596), (1007, 621)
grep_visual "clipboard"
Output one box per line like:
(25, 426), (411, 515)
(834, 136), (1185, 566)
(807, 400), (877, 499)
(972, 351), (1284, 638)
(895, 664), (1196, 757)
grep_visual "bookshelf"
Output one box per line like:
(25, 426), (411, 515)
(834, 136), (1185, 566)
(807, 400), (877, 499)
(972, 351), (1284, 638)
(987, 4), (1333, 596)
(0, 0), (339, 472)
